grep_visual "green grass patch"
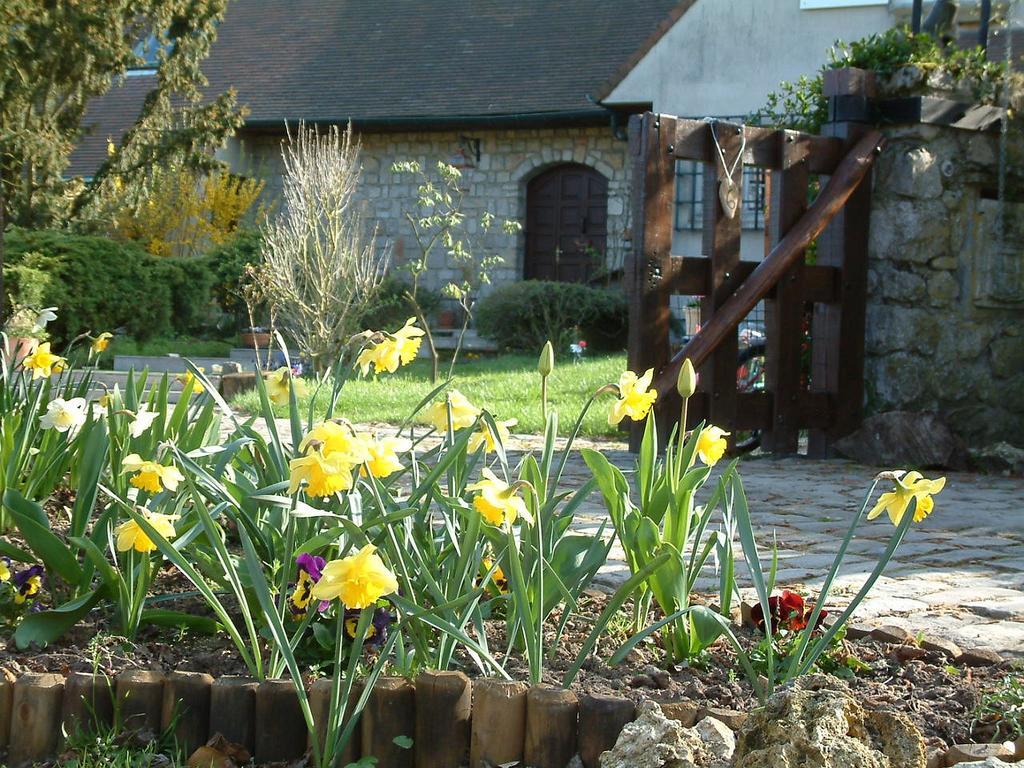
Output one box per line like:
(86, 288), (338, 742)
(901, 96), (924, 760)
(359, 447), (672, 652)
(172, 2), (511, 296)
(232, 353), (630, 437)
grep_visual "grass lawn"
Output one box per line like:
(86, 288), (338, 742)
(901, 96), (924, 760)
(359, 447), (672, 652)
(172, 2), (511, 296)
(232, 352), (630, 437)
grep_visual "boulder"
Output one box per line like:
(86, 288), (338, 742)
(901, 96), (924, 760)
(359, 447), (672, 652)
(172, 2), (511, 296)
(599, 701), (735, 768)
(733, 675), (926, 768)
(835, 411), (968, 470)
(969, 442), (1024, 476)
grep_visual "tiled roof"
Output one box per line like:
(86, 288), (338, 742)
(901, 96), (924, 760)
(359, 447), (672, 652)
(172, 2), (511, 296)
(203, 0), (686, 125)
(67, 1), (689, 177)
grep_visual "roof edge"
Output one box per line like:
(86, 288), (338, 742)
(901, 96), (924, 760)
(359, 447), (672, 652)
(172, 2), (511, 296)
(240, 107), (642, 133)
(592, 0), (700, 103)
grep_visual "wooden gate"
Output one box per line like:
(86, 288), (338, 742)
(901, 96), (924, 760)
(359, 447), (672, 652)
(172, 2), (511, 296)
(626, 111), (885, 456)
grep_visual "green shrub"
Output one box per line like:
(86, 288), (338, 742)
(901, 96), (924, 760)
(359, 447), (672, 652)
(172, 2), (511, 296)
(3, 228), (215, 343)
(207, 229), (261, 321)
(357, 276), (441, 333)
(475, 280), (627, 353)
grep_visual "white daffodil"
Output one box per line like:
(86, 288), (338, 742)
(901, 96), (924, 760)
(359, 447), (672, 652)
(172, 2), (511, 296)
(130, 405), (160, 438)
(32, 307), (58, 333)
(40, 397), (88, 434)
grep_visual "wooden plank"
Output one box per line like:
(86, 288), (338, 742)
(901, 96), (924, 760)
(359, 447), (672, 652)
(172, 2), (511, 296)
(686, 392), (832, 431)
(652, 129), (885, 397)
(762, 130), (810, 454)
(672, 119), (846, 174)
(663, 257), (838, 304)
(698, 120), (744, 440)
(809, 123), (873, 457)
(627, 112), (677, 451)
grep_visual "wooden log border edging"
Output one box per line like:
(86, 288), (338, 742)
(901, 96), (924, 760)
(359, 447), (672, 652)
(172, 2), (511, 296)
(0, 635), (1008, 768)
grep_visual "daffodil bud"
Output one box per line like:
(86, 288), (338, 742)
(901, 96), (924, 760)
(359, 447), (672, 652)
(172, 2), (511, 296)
(677, 358), (697, 398)
(538, 341), (554, 377)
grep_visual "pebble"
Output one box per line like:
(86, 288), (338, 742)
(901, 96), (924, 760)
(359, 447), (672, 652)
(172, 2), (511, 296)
(697, 706), (747, 730)
(870, 625), (913, 644)
(629, 674), (654, 688)
(651, 671), (672, 690)
(942, 741), (1015, 765)
(920, 635), (963, 661)
(846, 623), (874, 640)
(656, 699), (699, 727)
(957, 648), (1004, 668)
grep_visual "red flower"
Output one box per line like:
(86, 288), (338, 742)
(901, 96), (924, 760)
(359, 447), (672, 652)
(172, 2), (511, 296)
(578, 340), (588, 348)
(750, 590), (827, 634)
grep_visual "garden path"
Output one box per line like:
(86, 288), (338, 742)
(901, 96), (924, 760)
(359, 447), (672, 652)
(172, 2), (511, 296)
(245, 418), (1024, 657)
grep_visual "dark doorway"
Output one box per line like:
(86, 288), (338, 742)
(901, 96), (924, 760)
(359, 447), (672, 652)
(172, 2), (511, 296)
(524, 163), (608, 283)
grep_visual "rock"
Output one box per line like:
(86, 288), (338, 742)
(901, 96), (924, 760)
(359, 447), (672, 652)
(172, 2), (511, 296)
(599, 701), (735, 768)
(969, 442), (1024, 477)
(657, 699), (699, 727)
(698, 706), (747, 730)
(834, 411), (969, 470)
(733, 675), (926, 768)
(887, 147), (944, 200)
(1016, 735), (1024, 760)
(695, 717), (736, 768)
(957, 648), (1004, 668)
(948, 759), (1016, 767)
(920, 636), (963, 661)
(630, 674), (654, 688)
(846, 623), (874, 641)
(943, 742), (1015, 765)
(871, 625), (913, 645)
(652, 671), (672, 690)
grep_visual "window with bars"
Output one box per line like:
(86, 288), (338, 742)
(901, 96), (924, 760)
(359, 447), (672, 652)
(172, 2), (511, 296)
(674, 161), (767, 231)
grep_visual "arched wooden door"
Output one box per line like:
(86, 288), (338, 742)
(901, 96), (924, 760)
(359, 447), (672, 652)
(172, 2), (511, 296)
(524, 164), (608, 283)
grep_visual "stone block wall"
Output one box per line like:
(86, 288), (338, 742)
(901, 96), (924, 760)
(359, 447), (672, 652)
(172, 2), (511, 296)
(865, 122), (1024, 447)
(232, 126), (631, 295)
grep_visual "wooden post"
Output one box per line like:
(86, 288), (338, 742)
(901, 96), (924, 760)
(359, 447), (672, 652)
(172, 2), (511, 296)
(361, 677), (416, 768)
(808, 85), (874, 456)
(161, 671), (212, 755)
(116, 670), (164, 734)
(415, 671), (472, 768)
(8, 673), (64, 767)
(209, 676), (258, 755)
(470, 680), (528, 768)
(309, 678), (364, 766)
(0, 673), (13, 750)
(700, 120), (744, 444)
(627, 112), (679, 451)
(62, 672), (114, 743)
(762, 130), (810, 454)
(255, 679), (308, 764)
(578, 694), (635, 768)
(524, 685), (579, 768)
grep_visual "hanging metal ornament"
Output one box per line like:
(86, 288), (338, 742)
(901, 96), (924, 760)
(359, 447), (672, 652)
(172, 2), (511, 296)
(708, 120), (746, 220)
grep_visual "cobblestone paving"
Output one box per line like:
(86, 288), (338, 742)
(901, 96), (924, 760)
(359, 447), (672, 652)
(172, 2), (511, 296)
(246, 419), (1024, 656)
(564, 451), (1024, 657)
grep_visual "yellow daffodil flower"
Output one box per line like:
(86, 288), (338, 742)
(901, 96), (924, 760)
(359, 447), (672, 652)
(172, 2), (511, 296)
(608, 369), (658, 425)
(423, 389), (481, 432)
(300, 421), (371, 465)
(356, 318), (425, 376)
(39, 397), (88, 434)
(310, 544), (399, 609)
(696, 426), (730, 467)
(92, 332), (113, 353)
(867, 471), (946, 526)
(360, 435), (411, 478)
(266, 367), (305, 406)
(466, 468), (531, 527)
(114, 511), (178, 553)
(289, 448), (354, 497)
(176, 369), (205, 393)
(468, 418), (517, 454)
(122, 454), (184, 494)
(22, 342), (66, 380)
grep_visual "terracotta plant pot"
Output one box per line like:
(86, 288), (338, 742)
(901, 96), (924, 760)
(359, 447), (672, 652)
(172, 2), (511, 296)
(436, 310), (457, 329)
(3, 336), (37, 365)
(240, 331), (271, 349)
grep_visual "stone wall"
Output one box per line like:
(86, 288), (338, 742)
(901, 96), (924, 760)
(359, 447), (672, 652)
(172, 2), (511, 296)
(231, 125), (632, 294)
(865, 122), (1024, 447)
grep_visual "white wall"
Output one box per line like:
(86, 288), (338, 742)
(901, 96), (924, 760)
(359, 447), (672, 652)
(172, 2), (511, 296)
(604, 0), (894, 118)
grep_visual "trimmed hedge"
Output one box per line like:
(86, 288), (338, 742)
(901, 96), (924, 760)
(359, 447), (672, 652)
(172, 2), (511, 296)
(3, 228), (214, 343)
(475, 280), (628, 353)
